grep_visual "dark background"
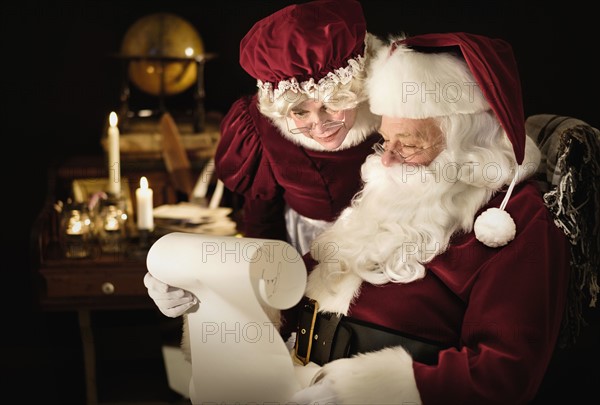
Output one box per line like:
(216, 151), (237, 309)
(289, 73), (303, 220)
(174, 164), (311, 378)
(1, 1), (597, 403)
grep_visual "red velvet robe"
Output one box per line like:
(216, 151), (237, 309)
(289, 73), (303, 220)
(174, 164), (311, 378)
(215, 95), (381, 240)
(287, 181), (570, 404)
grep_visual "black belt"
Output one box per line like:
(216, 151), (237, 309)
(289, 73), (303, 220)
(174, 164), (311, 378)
(294, 298), (448, 366)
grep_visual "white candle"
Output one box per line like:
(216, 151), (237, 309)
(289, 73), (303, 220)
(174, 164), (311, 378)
(107, 111), (121, 196)
(136, 176), (154, 230)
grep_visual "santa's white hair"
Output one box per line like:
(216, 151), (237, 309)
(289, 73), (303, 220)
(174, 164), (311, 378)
(308, 110), (539, 303)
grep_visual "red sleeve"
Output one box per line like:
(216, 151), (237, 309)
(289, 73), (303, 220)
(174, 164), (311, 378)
(414, 184), (570, 404)
(215, 96), (264, 195)
(216, 96), (288, 240)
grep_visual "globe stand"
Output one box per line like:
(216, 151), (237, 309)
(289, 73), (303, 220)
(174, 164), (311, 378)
(114, 54), (216, 134)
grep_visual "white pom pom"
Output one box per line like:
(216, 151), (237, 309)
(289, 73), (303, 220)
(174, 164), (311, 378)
(474, 208), (516, 248)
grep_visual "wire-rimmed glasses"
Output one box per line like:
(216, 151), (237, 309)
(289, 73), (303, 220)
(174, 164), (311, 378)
(372, 139), (443, 164)
(286, 110), (346, 135)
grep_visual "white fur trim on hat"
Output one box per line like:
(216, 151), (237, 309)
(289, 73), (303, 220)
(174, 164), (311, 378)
(317, 346), (422, 404)
(368, 39), (489, 118)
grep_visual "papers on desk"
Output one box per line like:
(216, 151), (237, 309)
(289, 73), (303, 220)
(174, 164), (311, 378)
(153, 202), (238, 236)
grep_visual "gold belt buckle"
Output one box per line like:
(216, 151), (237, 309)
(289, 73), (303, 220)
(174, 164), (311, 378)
(294, 299), (319, 365)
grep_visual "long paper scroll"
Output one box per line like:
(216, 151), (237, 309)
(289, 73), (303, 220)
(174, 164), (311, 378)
(147, 232), (307, 404)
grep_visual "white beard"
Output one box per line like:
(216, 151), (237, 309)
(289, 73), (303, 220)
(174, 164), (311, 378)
(307, 152), (493, 311)
(305, 112), (541, 314)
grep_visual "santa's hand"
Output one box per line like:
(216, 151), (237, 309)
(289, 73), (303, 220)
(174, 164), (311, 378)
(288, 380), (337, 405)
(143, 272), (198, 317)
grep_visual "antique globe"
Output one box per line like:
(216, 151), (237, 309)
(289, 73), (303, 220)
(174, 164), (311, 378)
(120, 13), (204, 96)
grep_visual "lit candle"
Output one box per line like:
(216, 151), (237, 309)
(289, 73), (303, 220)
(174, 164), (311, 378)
(64, 209), (92, 258)
(107, 111), (121, 196)
(104, 213), (120, 232)
(136, 176), (154, 230)
(66, 212), (85, 235)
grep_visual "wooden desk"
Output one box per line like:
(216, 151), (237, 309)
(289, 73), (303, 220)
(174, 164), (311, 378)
(33, 221), (159, 404)
(31, 155), (210, 405)
(38, 251), (153, 405)
(33, 154), (193, 314)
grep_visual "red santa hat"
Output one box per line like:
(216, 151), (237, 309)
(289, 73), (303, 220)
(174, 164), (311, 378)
(239, 0), (367, 101)
(368, 32), (527, 247)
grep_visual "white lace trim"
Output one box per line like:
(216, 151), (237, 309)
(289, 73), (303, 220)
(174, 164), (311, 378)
(257, 54), (366, 101)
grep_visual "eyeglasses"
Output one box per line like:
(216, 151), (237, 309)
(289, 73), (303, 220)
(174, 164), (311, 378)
(372, 139), (443, 164)
(286, 110), (346, 135)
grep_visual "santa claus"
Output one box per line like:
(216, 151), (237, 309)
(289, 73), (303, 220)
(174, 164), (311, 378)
(287, 32), (571, 404)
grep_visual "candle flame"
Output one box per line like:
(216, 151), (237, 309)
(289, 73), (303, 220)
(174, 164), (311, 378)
(109, 111), (118, 127)
(69, 221), (83, 235)
(140, 176), (149, 189)
(105, 216), (120, 231)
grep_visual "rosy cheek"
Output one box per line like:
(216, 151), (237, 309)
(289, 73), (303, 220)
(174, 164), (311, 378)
(414, 147), (443, 165)
(408, 155), (432, 166)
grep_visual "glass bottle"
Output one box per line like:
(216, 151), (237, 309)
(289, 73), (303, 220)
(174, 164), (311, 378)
(60, 202), (94, 258)
(96, 195), (129, 253)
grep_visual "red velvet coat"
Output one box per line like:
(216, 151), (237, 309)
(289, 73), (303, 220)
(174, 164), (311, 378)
(215, 95), (381, 240)
(288, 181), (570, 404)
